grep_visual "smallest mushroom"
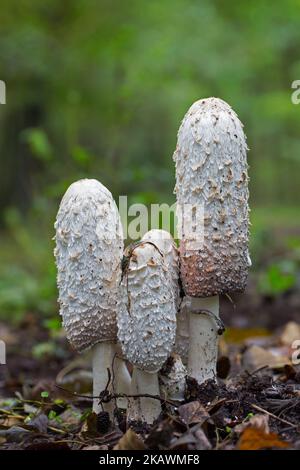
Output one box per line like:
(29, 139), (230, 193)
(142, 229), (189, 365)
(117, 241), (177, 424)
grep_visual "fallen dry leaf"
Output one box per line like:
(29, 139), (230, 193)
(145, 418), (174, 449)
(225, 328), (270, 344)
(0, 425), (33, 443)
(81, 412), (98, 437)
(178, 401), (209, 426)
(243, 345), (290, 372)
(171, 426), (211, 450)
(113, 429), (146, 450)
(1, 416), (23, 428)
(235, 414), (269, 434)
(238, 427), (289, 450)
(170, 432), (199, 450)
(54, 406), (81, 429)
(194, 428), (212, 450)
(280, 322), (300, 346)
(28, 413), (48, 433)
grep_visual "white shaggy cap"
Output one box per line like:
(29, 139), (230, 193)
(54, 179), (123, 352)
(159, 353), (187, 401)
(142, 229), (180, 309)
(174, 97), (250, 297)
(117, 242), (177, 373)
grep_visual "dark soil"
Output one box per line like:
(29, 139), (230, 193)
(1, 283), (300, 450)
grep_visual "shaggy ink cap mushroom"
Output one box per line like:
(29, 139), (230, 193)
(142, 229), (189, 365)
(174, 97), (250, 298)
(118, 241), (177, 372)
(55, 178), (123, 352)
(54, 179), (131, 415)
(174, 98), (250, 384)
(117, 240), (177, 423)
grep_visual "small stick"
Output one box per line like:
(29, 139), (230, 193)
(47, 425), (67, 434)
(250, 403), (298, 429)
(55, 384), (177, 406)
(0, 409), (24, 419)
(246, 365), (269, 377)
(55, 439), (85, 446)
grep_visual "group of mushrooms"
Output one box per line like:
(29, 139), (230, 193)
(54, 98), (250, 425)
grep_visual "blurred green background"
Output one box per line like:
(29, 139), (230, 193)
(0, 0), (300, 323)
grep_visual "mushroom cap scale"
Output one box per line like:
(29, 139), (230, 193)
(55, 179), (123, 352)
(174, 97), (250, 297)
(117, 242), (177, 373)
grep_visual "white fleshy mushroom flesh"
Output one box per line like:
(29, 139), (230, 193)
(174, 98), (250, 384)
(117, 241), (177, 424)
(54, 178), (130, 415)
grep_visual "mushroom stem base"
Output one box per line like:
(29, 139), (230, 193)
(113, 353), (131, 409)
(187, 295), (219, 384)
(130, 368), (161, 424)
(92, 342), (114, 416)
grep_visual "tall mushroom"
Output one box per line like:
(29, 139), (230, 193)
(174, 98), (250, 383)
(54, 178), (130, 415)
(117, 241), (177, 424)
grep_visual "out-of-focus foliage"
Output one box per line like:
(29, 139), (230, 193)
(258, 261), (297, 296)
(0, 0), (300, 320)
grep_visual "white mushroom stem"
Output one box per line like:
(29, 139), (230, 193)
(132, 368), (161, 425)
(92, 343), (132, 414)
(159, 353), (187, 401)
(117, 242), (177, 424)
(174, 297), (189, 365)
(187, 296), (220, 384)
(92, 342), (114, 415)
(127, 368), (141, 422)
(113, 355), (131, 409)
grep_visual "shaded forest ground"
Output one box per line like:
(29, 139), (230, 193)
(0, 225), (300, 450)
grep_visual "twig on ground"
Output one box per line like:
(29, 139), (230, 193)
(55, 439), (85, 446)
(55, 384), (177, 407)
(245, 365), (269, 377)
(250, 403), (298, 429)
(47, 425), (67, 434)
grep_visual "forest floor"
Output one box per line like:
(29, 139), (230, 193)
(0, 284), (300, 450)
(1, 223), (300, 450)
